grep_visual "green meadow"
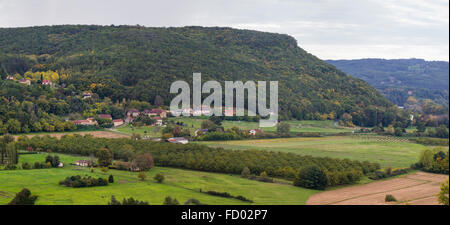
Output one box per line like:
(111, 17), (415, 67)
(0, 153), (318, 205)
(201, 135), (441, 168)
(113, 118), (355, 137)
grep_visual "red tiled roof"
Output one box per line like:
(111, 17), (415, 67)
(98, 114), (112, 119)
(72, 120), (89, 124)
(151, 108), (165, 114)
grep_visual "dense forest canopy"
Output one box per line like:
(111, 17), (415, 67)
(0, 25), (403, 130)
(327, 59), (449, 106)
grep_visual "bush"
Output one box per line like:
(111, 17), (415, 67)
(241, 167), (251, 178)
(22, 162), (31, 170)
(294, 165), (328, 190)
(368, 169), (409, 180)
(385, 194), (397, 202)
(154, 173), (165, 183)
(4, 164), (17, 170)
(413, 138), (449, 146)
(59, 175), (108, 188)
(413, 148), (449, 174)
(138, 172), (146, 181)
(108, 175), (114, 183)
(200, 190), (253, 203)
(8, 188), (38, 205)
(33, 161), (50, 169)
(163, 196), (180, 205)
(184, 198), (206, 205)
(108, 195), (148, 205)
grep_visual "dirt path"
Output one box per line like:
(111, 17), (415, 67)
(14, 130), (131, 140)
(307, 172), (448, 205)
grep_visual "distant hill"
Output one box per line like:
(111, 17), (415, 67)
(0, 25), (397, 127)
(327, 59), (449, 106)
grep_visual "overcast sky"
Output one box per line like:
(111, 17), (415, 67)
(0, 0), (448, 61)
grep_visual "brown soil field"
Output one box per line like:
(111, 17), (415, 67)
(307, 172), (448, 205)
(14, 130), (130, 140)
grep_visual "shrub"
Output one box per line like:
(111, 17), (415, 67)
(101, 167), (109, 173)
(4, 164), (17, 170)
(108, 175), (114, 183)
(385, 194), (397, 202)
(138, 172), (146, 181)
(154, 173), (165, 183)
(22, 162), (31, 170)
(59, 175), (108, 188)
(241, 167), (251, 178)
(184, 198), (206, 205)
(8, 188), (38, 205)
(438, 179), (449, 205)
(201, 190), (253, 203)
(294, 165), (328, 190)
(108, 195), (148, 205)
(163, 196), (180, 205)
(132, 153), (154, 171)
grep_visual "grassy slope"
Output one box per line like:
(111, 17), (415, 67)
(0, 153), (317, 205)
(114, 119), (355, 137)
(201, 135), (437, 168)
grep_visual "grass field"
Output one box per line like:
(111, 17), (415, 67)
(201, 135), (442, 168)
(0, 153), (318, 205)
(114, 118), (355, 137)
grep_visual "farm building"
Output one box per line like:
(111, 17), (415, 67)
(97, 114), (112, 120)
(127, 108), (140, 117)
(249, 129), (262, 135)
(82, 92), (92, 99)
(153, 116), (163, 126)
(113, 119), (124, 127)
(195, 129), (209, 136)
(74, 160), (94, 167)
(19, 79), (31, 85)
(166, 137), (189, 144)
(42, 79), (52, 86)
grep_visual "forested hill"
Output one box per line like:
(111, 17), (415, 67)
(0, 25), (393, 124)
(327, 59), (449, 106)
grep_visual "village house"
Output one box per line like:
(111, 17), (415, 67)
(42, 79), (52, 86)
(124, 116), (134, 124)
(19, 79), (31, 85)
(166, 137), (189, 144)
(249, 129), (262, 136)
(6, 75), (14, 80)
(72, 117), (97, 126)
(142, 109), (157, 117)
(127, 108), (140, 117)
(97, 114), (112, 120)
(72, 120), (90, 125)
(195, 128), (209, 136)
(82, 92), (92, 99)
(153, 116), (163, 126)
(74, 160), (94, 167)
(113, 119), (124, 127)
(151, 108), (167, 118)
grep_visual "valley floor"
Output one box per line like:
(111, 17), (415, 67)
(306, 171), (447, 205)
(0, 153), (318, 205)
